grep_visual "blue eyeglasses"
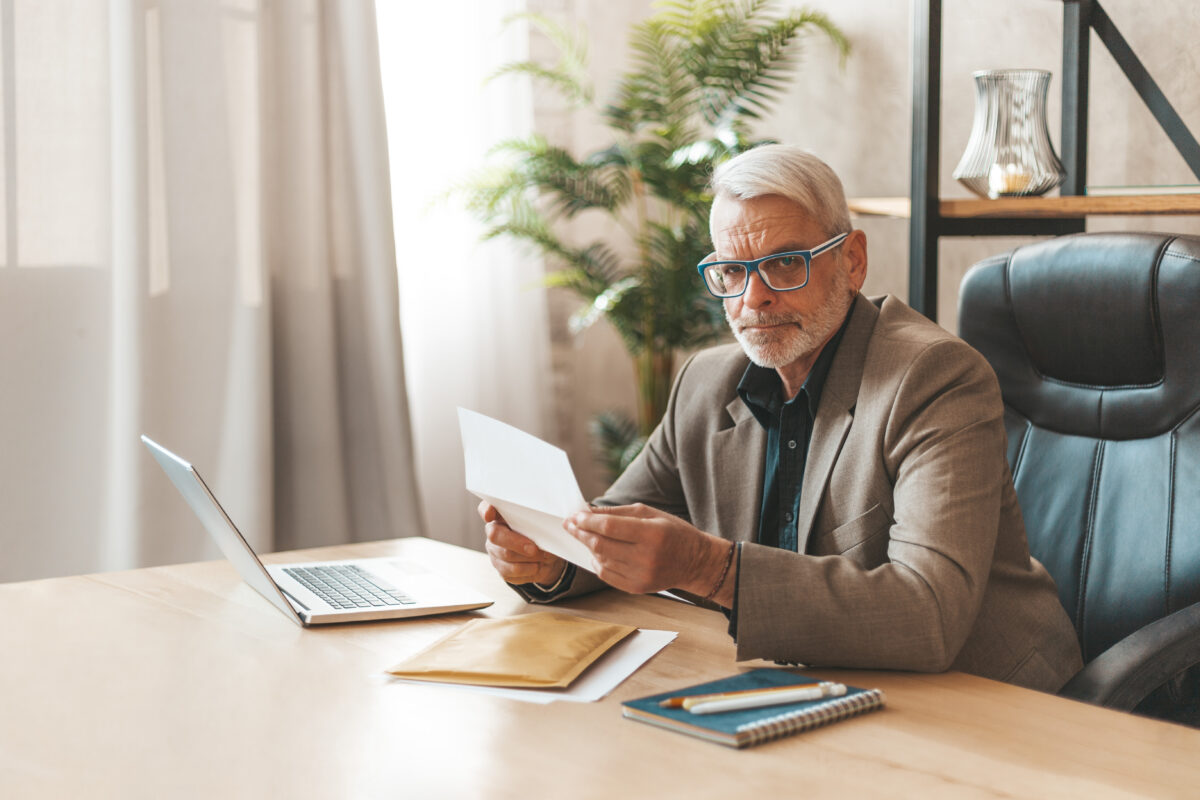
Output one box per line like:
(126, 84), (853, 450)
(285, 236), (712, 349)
(696, 233), (848, 298)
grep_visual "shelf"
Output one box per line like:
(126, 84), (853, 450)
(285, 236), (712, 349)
(944, 194), (1200, 217)
(848, 197), (913, 218)
(849, 194), (1200, 220)
(905, 0), (1200, 318)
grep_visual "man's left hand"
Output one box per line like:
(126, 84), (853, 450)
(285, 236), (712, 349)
(564, 504), (735, 605)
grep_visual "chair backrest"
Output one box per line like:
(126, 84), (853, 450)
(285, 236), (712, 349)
(959, 232), (1200, 663)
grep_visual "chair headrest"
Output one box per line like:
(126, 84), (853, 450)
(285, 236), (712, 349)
(959, 232), (1200, 439)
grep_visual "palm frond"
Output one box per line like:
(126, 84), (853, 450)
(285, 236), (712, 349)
(487, 136), (625, 216)
(637, 220), (727, 350)
(695, 8), (850, 127)
(589, 410), (647, 480)
(542, 242), (625, 297)
(493, 13), (594, 105)
(604, 18), (698, 142)
(567, 275), (642, 336)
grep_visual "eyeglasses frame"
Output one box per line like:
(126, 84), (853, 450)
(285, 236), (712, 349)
(696, 232), (849, 299)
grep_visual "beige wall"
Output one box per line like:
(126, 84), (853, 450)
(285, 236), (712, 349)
(530, 0), (1200, 498)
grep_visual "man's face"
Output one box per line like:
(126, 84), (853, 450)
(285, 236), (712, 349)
(711, 194), (863, 371)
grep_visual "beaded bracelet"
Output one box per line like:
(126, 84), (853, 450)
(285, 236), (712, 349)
(704, 541), (736, 602)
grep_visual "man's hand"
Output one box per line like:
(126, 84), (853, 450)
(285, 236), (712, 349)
(479, 501), (567, 587)
(564, 504), (736, 606)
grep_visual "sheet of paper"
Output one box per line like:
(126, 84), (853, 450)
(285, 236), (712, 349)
(458, 407), (595, 570)
(387, 629), (677, 704)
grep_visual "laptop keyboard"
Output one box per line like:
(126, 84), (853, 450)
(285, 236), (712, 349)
(283, 564), (416, 609)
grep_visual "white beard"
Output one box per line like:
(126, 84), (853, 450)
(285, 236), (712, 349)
(726, 269), (854, 369)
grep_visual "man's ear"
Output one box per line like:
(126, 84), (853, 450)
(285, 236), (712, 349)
(843, 229), (868, 292)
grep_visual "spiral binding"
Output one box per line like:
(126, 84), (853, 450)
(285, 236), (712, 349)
(734, 689), (887, 748)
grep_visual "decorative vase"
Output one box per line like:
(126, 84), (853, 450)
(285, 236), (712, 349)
(953, 69), (1066, 198)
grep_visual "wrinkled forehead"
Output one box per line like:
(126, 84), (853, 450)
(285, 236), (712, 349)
(709, 194), (825, 257)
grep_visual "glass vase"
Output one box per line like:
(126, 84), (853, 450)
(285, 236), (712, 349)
(952, 69), (1066, 198)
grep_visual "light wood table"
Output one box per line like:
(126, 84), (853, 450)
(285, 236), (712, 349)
(3, 537), (1197, 799)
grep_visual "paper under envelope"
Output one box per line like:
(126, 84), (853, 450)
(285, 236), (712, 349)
(458, 408), (595, 570)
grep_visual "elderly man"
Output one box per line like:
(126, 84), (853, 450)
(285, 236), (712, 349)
(480, 144), (1083, 692)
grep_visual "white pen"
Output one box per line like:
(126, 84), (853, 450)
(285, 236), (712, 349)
(686, 681), (847, 715)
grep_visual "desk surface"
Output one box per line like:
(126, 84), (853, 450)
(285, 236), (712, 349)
(3, 537), (1198, 799)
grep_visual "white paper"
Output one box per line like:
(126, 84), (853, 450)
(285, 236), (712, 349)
(458, 407), (596, 570)
(387, 629), (677, 704)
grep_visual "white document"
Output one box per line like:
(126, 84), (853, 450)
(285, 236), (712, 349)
(458, 407), (596, 570)
(387, 629), (677, 704)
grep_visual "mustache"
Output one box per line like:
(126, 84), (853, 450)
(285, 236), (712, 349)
(727, 311), (806, 332)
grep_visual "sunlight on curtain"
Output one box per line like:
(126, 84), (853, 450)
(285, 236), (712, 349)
(376, 0), (555, 550)
(0, 0), (422, 582)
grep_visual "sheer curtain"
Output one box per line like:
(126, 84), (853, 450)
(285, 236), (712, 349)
(376, 1), (555, 550)
(0, 0), (422, 582)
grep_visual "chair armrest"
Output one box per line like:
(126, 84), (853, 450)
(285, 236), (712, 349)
(1059, 599), (1200, 711)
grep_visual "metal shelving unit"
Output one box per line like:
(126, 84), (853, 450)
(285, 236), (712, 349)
(904, 0), (1200, 319)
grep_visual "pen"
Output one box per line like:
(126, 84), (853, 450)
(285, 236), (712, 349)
(687, 682), (847, 714)
(658, 682), (822, 709)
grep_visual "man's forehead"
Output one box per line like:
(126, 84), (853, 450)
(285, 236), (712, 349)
(710, 195), (823, 250)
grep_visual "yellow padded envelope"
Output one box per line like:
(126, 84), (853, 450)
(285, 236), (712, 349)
(387, 613), (636, 688)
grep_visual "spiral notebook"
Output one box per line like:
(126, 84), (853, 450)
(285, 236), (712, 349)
(621, 668), (885, 749)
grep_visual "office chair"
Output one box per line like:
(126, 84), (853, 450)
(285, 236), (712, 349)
(958, 231), (1200, 727)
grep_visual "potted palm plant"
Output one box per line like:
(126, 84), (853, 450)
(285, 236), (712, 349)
(463, 0), (848, 478)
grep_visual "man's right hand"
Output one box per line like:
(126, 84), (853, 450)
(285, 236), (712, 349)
(478, 501), (567, 587)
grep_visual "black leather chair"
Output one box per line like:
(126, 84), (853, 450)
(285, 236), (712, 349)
(959, 231), (1200, 726)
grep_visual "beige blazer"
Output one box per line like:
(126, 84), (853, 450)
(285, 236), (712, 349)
(552, 294), (1083, 692)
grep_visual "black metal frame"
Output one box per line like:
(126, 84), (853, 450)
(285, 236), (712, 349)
(907, 0), (1200, 319)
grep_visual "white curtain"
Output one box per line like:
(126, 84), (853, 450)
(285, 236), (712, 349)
(376, 1), (556, 550)
(0, 0), (422, 582)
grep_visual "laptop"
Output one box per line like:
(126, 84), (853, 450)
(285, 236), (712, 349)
(141, 435), (493, 626)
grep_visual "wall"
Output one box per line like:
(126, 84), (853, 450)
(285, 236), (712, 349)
(527, 0), (1200, 499)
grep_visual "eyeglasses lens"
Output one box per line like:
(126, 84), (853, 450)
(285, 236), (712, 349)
(703, 255), (807, 297)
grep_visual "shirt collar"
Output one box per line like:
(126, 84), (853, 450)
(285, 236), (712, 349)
(737, 310), (853, 428)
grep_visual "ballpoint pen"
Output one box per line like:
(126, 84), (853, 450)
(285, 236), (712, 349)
(658, 682), (822, 709)
(686, 682), (847, 714)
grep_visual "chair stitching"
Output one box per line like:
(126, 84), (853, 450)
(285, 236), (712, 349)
(1040, 375), (1162, 391)
(1172, 401), (1200, 432)
(1010, 413), (1032, 480)
(1000, 249), (1042, 381)
(1165, 432), (1176, 617)
(1161, 248), (1200, 265)
(1150, 238), (1169, 373)
(1077, 439), (1105, 658)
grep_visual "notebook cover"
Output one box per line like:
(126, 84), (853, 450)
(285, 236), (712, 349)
(621, 668), (885, 748)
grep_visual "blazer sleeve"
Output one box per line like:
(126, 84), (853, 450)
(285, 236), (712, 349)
(734, 338), (1010, 672)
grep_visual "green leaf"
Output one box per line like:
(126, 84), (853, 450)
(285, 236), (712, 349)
(589, 410), (647, 481)
(492, 13), (595, 105)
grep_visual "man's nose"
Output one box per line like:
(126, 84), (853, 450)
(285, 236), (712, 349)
(741, 271), (775, 308)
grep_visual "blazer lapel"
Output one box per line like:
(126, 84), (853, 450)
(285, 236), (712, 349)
(711, 395), (766, 543)
(794, 295), (879, 553)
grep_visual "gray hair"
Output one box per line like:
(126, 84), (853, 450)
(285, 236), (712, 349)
(710, 144), (852, 237)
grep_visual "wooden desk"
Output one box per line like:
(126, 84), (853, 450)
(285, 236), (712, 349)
(2, 537), (1197, 798)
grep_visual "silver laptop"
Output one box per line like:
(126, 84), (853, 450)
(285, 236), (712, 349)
(141, 435), (493, 626)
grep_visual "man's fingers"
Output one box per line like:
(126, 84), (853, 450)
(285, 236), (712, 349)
(485, 538), (541, 569)
(485, 521), (541, 558)
(487, 549), (543, 583)
(566, 507), (655, 544)
(477, 501), (508, 526)
(480, 502), (567, 587)
(585, 503), (659, 520)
